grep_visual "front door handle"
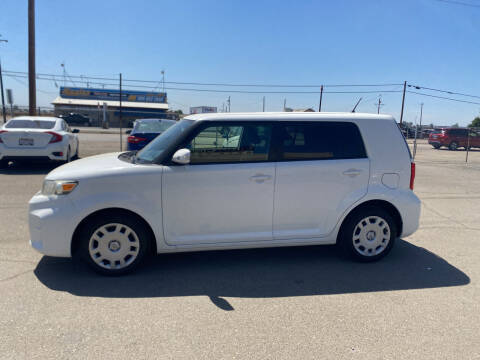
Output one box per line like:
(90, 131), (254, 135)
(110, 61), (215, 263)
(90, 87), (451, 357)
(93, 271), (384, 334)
(343, 169), (362, 177)
(249, 174), (272, 183)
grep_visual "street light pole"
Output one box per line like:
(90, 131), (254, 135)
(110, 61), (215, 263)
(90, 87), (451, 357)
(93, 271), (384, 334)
(0, 36), (8, 123)
(28, 0), (36, 115)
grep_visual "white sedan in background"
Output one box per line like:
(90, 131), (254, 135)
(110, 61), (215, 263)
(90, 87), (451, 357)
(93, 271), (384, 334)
(0, 116), (80, 168)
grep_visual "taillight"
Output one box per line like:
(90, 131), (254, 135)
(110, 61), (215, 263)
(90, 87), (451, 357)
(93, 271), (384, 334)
(410, 162), (416, 190)
(0, 130), (6, 143)
(128, 135), (146, 144)
(46, 131), (63, 143)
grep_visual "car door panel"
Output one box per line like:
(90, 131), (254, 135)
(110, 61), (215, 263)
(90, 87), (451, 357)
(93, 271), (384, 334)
(273, 158), (369, 239)
(162, 162), (275, 245)
(161, 122), (275, 245)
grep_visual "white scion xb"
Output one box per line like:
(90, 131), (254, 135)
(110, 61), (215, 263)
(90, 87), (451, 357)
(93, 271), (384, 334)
(29, 112), (420, 275)
(0, 116), (79, 167)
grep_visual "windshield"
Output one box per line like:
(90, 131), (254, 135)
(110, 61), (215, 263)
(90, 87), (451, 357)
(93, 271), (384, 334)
(5, 119), (56, 129)
(133, 119), (176, 133)
(136, 119), (194, 163)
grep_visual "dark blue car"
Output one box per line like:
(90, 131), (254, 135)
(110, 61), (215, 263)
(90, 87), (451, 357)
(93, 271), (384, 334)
(127, 118), (177, 151)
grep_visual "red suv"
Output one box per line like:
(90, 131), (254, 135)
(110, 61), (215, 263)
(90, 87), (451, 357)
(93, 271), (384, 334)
(428, 128), (480, 150)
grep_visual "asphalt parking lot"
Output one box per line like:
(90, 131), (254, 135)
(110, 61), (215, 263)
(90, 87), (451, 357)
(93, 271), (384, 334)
(0, 133), (479, 359)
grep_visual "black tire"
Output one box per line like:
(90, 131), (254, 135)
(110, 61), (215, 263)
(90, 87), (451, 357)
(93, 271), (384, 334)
(449, 142), (458, 151)
(433, 144), (441, 149)
(64, 147), (71, 164)
(73, 143), (79, 160)
(338, 206), (397, 262)
(77, 212), (152, 275)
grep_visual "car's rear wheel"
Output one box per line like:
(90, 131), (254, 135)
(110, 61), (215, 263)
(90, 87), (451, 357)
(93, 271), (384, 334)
(338, 206), (397, 262)
(449, 141), (458, 151)
(433, 144), (441, 149)
(78, 213), (151, 275)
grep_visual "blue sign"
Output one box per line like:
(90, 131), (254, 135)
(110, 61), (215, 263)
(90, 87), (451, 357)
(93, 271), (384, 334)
(60, 87), (167, 103)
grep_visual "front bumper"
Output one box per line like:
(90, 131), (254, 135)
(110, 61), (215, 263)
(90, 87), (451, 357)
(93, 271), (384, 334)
(29, 192), (78, 257)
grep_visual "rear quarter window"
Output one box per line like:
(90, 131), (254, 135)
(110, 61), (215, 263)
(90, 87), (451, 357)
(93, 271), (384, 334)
(278, 122), (367, 161)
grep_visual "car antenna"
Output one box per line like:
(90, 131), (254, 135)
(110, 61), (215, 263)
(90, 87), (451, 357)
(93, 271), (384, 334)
(352, 97), (363, 113)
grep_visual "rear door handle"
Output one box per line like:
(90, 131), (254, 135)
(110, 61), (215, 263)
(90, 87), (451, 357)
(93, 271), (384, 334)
(343, 169), (362, 177)
(249, 174), (272, 183)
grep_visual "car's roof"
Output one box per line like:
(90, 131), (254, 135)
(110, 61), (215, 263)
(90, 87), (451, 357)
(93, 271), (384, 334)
(183, 112), (395, 122)
(9, 116), (61, 122)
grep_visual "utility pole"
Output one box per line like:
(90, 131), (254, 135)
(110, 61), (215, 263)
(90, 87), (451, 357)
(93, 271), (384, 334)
(262, 96), (265, 112)
(119, 73), (123, 151)
(419, 102), (424, 138)
(318, 85), (323, 112)
(227, 96), (231, 112)
(28, 0), (36, 115)
(283, 98), (286, 111)
(399, 80), (407, 126)
(0, 35), (7, 123)
(376, 95), (384, 114)
(161, 70), (165, 93)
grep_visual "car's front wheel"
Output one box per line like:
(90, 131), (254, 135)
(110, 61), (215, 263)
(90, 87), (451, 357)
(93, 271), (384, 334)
(78, 213), (151, 275)
(338, 206), (397, 262)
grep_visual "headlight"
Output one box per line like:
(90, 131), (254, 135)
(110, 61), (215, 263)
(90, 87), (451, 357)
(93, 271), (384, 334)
(42, 180), (78, 195)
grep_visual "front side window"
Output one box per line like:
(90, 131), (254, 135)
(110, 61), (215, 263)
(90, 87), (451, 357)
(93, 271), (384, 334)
(188, 124), (272, 164)
(279, 122), (367, 161)
(136, 119), (194, 163)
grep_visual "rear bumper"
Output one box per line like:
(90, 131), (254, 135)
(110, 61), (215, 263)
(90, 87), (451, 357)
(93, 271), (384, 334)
(428, 140), (442, 147)
(397, 190), (421, 238)
(0, 144), (67, 161)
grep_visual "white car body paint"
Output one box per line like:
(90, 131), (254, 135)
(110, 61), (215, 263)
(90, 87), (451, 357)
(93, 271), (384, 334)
(0, 116), (79, 162)
(28, 112), (420, 258)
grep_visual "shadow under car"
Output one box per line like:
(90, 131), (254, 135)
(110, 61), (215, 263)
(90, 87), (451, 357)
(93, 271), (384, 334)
(34, 239), (469, 304)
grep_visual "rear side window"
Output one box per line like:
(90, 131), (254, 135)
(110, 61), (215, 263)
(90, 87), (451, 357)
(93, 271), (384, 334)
(278, 122), (367, 161)
(448, 129), (467, 136)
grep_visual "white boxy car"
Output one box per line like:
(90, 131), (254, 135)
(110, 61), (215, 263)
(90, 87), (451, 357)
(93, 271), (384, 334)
(0, 116), (79, 167)
(29, 113), (420, 275)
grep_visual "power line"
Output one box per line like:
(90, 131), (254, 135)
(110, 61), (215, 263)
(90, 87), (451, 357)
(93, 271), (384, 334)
(3, 73), (403, 95)
(408, 90), (480, 105)
(408, 84), (480, 100)
(3, 70), (402, 88)
(433, 0), (480, 8)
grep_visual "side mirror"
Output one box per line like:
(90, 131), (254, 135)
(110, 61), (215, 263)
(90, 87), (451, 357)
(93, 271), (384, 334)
(171, 148), (190, 165)
(72, 129), (80, 133)
(125, 130), (131, 134)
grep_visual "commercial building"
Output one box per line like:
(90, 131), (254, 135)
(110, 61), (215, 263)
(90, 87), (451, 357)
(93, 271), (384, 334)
(52, 87), (171, 127)
(190, 106), (217, 114)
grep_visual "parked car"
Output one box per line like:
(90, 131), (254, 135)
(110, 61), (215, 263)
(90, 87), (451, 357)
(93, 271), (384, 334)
(29, 112), (420, 275)
(0, 116), (80, 168)
(59, 113), (92, 127)
(126, 118), (176, 151)
(428, 128), (480, 150)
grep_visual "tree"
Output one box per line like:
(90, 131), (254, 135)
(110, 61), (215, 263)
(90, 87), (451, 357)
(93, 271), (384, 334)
(451, 123), (459, 128)
(468, 116), (480, 128)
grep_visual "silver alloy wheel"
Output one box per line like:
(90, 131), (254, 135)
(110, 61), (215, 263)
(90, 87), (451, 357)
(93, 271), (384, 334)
(352, 216), (391, 256)
(88, 223), (140, 270)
